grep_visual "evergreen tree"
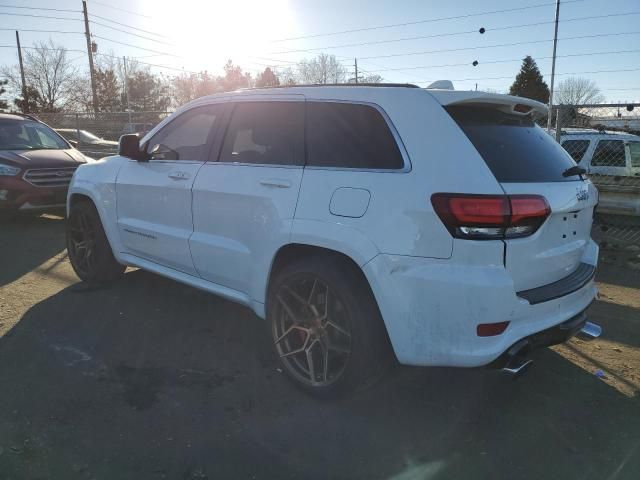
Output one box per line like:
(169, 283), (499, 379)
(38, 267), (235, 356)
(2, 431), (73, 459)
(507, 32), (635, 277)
(509, 56), (550, 103)
(256, 67), (280, 88)
(95, 69), (121, 112)
(14, 85), (42, 113)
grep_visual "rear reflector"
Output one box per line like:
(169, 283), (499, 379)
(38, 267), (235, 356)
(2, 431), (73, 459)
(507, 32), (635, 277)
(431, 193), (550, 240)
(477, 321), (510, 337)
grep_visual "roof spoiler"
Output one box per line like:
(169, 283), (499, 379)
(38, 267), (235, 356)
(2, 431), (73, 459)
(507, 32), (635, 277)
(427, 91), (549, 116)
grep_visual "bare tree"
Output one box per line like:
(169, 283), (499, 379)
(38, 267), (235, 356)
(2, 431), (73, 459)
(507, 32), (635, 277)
(276, 67), (297, 86)
(297, 54), (347, 84)
(358, 73), (383, 83)
(1, 39), (78, 112)
(555, 77), (605, 105)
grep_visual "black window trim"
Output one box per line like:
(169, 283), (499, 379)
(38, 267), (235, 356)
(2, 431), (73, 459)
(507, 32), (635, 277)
(303, 99), (412, 173)
(139, 101), (229, 164)
(215, 97), (307, 169)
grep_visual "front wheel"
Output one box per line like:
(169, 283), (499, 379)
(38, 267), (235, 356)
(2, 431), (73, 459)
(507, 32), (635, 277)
(267, 255), (391, 397)
(66, 200), (125, 282)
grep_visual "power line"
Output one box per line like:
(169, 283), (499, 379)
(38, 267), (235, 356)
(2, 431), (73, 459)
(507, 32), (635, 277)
(271, 12), (640, 55)
(270, 0), (585, 42)
(88, 13), (169, 38)
(364, 48), (640, 73)
(414, 67), (640, 84)
(0, 11), (82, 21)
(92, 35), (180, 57)
(0, 44), (85, 53)
(0, 28), (83, 34)
(89, 19), (176, 46)
(89, 1), (152, 19)
(358, 30), (640, 60)
(0, 4), (77, 13)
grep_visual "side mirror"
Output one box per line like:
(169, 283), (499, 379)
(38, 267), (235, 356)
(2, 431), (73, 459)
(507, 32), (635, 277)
(68, 139), (79, 148)
(118, 134), (146, 161)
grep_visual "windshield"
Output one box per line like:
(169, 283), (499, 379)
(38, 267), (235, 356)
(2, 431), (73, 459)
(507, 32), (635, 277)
(0, 120), (69, 150)
(446, 106), (581, 182)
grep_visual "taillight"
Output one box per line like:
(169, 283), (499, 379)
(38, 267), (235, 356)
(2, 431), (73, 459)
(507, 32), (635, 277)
(431, 193), (550, 240)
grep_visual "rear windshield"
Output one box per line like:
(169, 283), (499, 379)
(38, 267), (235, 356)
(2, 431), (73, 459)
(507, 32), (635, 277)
(446, 106), (580, 182)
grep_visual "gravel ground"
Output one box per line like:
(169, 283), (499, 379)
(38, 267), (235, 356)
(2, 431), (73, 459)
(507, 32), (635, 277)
(0, 214), (639, 480)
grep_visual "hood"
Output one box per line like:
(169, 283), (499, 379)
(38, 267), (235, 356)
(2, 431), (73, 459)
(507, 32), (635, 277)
(0, 148), (88, 168)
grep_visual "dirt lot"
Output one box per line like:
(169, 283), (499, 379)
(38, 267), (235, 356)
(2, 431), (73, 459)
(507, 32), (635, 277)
(1, 215), (639, 480)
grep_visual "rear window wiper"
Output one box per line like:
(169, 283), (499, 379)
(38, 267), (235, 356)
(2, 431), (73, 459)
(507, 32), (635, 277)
(562, 165), (587, 177)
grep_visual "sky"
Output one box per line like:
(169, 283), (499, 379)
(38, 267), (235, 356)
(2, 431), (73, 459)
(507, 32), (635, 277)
(1, 0), (639, 102)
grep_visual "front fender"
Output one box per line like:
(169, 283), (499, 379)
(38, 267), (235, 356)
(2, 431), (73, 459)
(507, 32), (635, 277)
(67, 156), (125, 261)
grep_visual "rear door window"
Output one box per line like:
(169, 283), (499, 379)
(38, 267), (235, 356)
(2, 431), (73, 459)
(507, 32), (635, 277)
(592, 140), (626, 167)
(219, 101), (304, 166)
(446, 106), (580, 182)
(561, 139), (590, 162)
(306, 102), (404, 169)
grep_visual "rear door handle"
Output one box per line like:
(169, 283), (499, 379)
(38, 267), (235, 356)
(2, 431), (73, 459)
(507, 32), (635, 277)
(259, 178), (291, 188)
(168, 171), (190, 180)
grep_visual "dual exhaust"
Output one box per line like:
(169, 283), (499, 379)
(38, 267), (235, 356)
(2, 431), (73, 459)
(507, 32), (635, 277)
(500, 320), (602, 377)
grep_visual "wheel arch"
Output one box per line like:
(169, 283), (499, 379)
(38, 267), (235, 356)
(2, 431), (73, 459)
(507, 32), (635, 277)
(67, 188), (123, 263)
(264, 243), (380, 318)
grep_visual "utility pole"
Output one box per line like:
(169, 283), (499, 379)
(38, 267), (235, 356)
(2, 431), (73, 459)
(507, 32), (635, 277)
(354, 58), (358, 84)
(122, 56), (132, 124)
(547, 0), (561, 132)
(82, 0), (99, 113)
(15, 31), (28, 113)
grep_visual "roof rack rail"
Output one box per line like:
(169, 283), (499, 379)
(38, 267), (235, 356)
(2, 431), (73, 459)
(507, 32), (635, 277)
(8, 112), (40, 122)
(245, 83), (420, 91)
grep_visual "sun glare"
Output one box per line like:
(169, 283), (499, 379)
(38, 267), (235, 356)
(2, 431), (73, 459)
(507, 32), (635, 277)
(141, 0), (297, 72)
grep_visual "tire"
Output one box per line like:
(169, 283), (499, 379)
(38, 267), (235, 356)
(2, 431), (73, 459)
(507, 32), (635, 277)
(267, 254), (391, 398)
(66, 200), (125, 283)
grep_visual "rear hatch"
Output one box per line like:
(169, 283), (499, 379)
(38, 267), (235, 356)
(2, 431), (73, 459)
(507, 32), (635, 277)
(444, 101), (597, 292)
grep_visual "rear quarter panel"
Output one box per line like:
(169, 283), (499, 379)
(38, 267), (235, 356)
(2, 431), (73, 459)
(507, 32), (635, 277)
(293, 88), (505, 260)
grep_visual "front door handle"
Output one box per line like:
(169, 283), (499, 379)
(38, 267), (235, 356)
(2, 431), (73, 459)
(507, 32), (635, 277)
(259, 178), (291, 188)
(168, 171), (190, 180)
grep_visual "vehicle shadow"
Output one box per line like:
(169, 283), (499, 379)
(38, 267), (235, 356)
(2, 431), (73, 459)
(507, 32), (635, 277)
(0, 214), (66, 287)
(0, 269), (638, 480)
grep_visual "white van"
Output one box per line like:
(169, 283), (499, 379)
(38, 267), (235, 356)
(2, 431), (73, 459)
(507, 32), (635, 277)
(560, 128), (640, 177)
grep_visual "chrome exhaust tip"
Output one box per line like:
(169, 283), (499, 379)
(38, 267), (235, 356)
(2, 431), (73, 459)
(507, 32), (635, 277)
(577, 321), (602, 340)
(501, 357), (533, 377)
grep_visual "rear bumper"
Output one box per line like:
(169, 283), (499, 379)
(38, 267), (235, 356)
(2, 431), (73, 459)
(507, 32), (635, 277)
(362, 239), (599, 367)
(0, 177), (68, 213)
(489, 309), (588, 369)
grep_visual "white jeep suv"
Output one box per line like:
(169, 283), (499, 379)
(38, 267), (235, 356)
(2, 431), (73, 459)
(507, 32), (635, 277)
(66, 85), (601, 396)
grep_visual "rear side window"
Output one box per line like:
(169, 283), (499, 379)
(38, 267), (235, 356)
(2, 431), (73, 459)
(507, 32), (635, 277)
(629, 142), (640, 168)
(306, 102), (404, 169)
(220, 102), (304, 166)
(446, 106), (579, 182)
(561, 139), (590, 162)
(592, 140), (626, 167)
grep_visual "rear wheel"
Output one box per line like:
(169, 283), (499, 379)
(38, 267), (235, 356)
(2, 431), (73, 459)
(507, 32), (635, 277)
(66, 200), (125, 282)
(267, 255), (390, 397)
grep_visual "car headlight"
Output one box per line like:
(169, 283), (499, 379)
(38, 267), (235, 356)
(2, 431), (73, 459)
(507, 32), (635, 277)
(0, 163), (21, 176)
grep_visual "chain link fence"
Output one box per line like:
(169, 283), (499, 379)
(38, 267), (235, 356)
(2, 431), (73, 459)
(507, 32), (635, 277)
(552, 103), (640, 246)
(34, 111), (171, 159)
(28, 105), (640, 247)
